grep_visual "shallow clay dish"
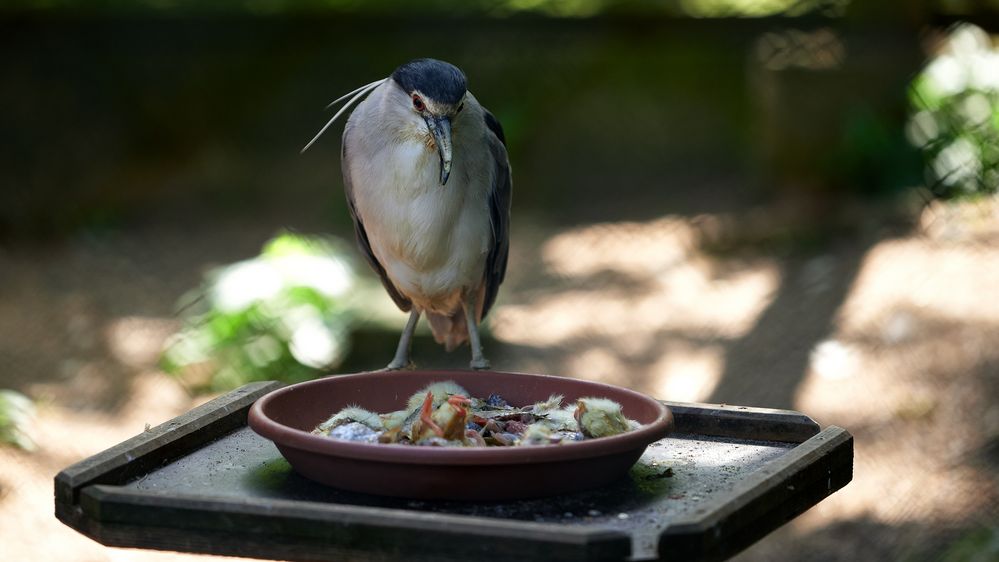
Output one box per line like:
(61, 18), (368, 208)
(249, 370), (674, 500)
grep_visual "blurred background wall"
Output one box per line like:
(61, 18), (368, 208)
(2, 1), (999, 561)
(2, 0), (971, 239)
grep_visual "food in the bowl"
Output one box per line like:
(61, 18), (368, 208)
(311, 380), (641, 447)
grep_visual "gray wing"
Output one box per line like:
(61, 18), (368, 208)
(341, 135), (412, 312)
(480, 108), (511, 319)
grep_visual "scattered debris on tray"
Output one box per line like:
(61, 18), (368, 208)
(312, 381), (642, 447)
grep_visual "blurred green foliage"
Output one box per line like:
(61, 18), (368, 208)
(834, 106), (922, 197)
(0, 0), (852, 18)
(22, 0), (999, 18)
(5, 1), (996, 241)
(0, 389), (36, 451)
(161, 231), (359, 392)
(909, 24), (999, 199)
(939, 526), (999, 562)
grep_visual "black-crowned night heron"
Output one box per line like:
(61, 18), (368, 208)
(303, 58), (511, 370)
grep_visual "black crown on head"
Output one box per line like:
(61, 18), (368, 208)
(392, 58), (468, 105)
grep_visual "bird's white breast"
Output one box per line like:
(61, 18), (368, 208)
(345, 91), (492, 313)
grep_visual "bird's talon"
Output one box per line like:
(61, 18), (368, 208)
(470, 357), (491, 371)
(384, 359), (415, 371)
(419, 391), (445, 437)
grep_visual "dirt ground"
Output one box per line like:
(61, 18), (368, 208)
(1, 198), (997, 561)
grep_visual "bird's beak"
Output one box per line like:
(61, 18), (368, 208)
(425, 115), (452, 185)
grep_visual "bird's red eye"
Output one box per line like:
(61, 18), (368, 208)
(412, 95), (425, 111)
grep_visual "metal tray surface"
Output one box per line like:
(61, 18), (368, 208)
(55, 380), (853, 562)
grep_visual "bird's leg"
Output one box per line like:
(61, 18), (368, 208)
(463, 295), (490, 370)
(418, 391), (443, 438)
(386, 310), (421, 370)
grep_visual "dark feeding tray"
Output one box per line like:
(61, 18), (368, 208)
(55, 379), (853, 562)
(248, 370), (674, 500)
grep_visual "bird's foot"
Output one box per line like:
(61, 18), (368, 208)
(384, 358), (415, 371)
(469, 356), (491, 371)
(419, 391), (444, 438)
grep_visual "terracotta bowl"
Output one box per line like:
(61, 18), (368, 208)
(248, 370), (674, 500)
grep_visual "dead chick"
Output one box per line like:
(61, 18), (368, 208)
(405, 381), (471, 413)
(410, 390), (473, 444)
(538, 406), (579, 432)
(517, 423), (561, 446)
(313, 405), (383, 436)
(379, 381), (473, 444)
(574, 397), (631, 438)
(528, 394), (564, 415)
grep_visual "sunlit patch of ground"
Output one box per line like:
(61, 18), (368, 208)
(490, 203), (998, 559)
(775, 231), (999, 559)
(0, 221), (277, 562)
(1, 372), (259, 562)
(492, 216), (780, 401)
(1, 201), (996, 560)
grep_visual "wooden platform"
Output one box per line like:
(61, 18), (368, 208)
(55, 381), (853, 561)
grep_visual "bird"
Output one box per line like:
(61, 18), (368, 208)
(574, 397), (634, 438)
(303, 58), (511, 371)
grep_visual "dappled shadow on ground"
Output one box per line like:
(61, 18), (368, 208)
(706, 240), (873, 409)
(738, 515), (999, 562)
(0, 220), (291, 412)
(483, 203), (999, 560)
(484, 210), (871, 406)
(2, 199), (998, 561)
(278, 204), (999, 562)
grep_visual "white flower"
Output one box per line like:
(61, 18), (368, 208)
(212, 260), (282, 313)
(946, 24), (991, 58)
(959, 92), (992, 127)
(924, 55), (968, 97)
(210, 251), (352, 313)
(272, 254), (352, 298)
(969, 52), (999, 92)
(905, 110), (940, 147)
(933, 137), (981, 186)
(289, 315), (342, 368)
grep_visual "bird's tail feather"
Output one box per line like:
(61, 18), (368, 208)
(426, 311), (468, 352)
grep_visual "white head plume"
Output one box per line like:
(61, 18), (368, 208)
(301, 78), (386, 153)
